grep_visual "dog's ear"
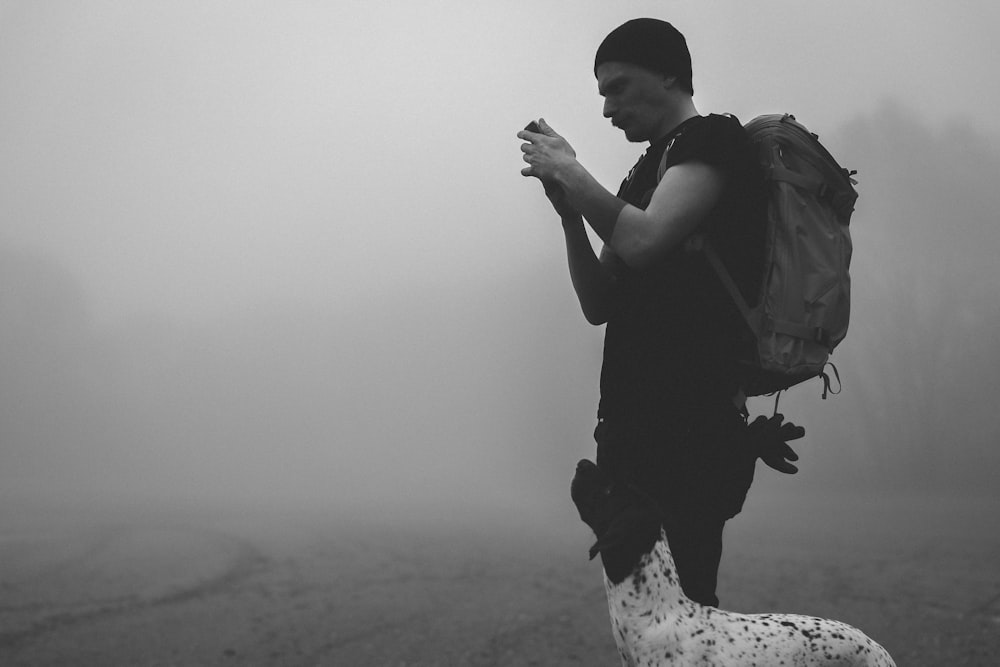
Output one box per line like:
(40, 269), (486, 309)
(589, 502), (663, 584)
(587, 519), (631, 560)
(588, 540), (603, 560)
(586, 503), (648, 559)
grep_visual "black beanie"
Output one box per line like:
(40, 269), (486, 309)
(594, 18), (693, 94)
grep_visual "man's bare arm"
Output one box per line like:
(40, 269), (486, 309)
(520, 120), (725, 271)
(554, 160), (726, 271)
(561, 216), (617, 325)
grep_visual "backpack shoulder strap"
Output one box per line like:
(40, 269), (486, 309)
(684, 235), (757, 331)
(655, 124), (757, 333)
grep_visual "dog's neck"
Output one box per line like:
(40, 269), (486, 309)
(603, 529), (695, 622)
(602, 529), (705, 665)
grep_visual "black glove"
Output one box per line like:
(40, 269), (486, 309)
(747, 413), (804, 474)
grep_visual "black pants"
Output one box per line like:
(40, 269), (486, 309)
(594, 409), (754, 607)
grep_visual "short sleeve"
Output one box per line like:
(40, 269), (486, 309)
(662, 114), (746, 173)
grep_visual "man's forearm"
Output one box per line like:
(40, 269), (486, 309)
(562, 216), (614, 325)
(556, 162), (627, 246)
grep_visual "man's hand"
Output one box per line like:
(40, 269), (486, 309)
(747, 414), (804, 474)
(518, 119), (579, 219)
(518, 118), (577, 178)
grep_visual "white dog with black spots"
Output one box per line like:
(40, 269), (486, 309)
(572, 459), (895, 667)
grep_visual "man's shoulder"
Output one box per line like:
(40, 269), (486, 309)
(663, 114), (750, 173)
(681, 113), (748, 145)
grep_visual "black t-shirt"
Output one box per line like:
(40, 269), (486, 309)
(597, 114), (766, 427)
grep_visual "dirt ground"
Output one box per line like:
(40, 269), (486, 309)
(1, 491), (997, 666)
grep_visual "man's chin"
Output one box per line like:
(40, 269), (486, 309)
(619, 125), (647, 143)
(623, 129), (646, 143)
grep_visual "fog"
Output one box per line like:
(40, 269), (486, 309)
(2, 1), (999, 525)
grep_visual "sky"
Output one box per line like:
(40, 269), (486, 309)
(2, 1), (999, 520)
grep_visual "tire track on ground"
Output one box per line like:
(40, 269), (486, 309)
(0, 525), (268, 651)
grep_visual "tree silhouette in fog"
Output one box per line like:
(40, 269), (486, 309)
(837, 102), (1000, 492)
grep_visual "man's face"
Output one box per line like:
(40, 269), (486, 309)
(596, 61), (672, 143)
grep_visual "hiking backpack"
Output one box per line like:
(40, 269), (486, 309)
(662, 113), (858, 397)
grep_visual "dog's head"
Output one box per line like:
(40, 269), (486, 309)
(570, 458), (614, 533)
(571, 459), (662, 583)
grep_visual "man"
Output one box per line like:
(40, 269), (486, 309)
(518, 18), (799, 607)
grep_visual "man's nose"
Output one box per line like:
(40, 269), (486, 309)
(602, 98), (616, 119)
